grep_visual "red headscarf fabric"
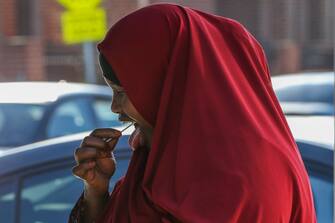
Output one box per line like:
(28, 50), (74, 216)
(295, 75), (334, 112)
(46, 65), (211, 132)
(97, 4), (316, 223)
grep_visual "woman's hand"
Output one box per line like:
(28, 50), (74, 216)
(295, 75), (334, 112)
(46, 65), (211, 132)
(72, 128), (122, 196)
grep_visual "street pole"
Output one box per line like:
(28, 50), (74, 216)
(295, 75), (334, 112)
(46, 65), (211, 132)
(83, 42), (96, 83)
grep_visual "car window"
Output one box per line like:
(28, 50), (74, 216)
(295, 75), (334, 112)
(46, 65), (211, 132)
(47, 99), (94, 138)
(0, 181), (16, 223)
(19, 159), (130, 223)
(275, 84), (333, 103)
(0, 104), (45, 147)
(309, 173), (333, 223)
(92, 98), (122, 127)
(19, 166), (82, 223)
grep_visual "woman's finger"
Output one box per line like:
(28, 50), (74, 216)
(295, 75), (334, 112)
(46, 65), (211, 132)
(74, 147), (97, 164)
(74, 147), (115, 166)
(91, 128), (122, 151)
(81, 135), (120, 152)
(80, 136), (107, 148)
(72, 161), (96, 181)
(90, 128), (121, 139)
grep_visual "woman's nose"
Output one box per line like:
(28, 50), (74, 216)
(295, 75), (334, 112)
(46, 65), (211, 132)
(111, 97), (122, 113)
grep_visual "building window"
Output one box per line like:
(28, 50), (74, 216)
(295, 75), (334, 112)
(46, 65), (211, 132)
(17, 0), (33, 35)
(308, 0), (326, 41)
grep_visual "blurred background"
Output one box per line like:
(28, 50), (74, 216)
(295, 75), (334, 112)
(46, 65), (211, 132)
(0, 0), (333, 82)
(0, 1), (333, 223)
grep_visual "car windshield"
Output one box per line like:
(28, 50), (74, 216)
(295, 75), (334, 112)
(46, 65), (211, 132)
(0, 104), (46, 147)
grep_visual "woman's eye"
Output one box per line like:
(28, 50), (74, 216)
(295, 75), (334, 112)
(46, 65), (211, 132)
(113, 90), (125, 98)
(115, 91), (125, 95)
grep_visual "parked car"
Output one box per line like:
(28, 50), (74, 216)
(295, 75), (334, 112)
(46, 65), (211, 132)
(0, 126), (134, 223)
(272, 71), (334, 115)
(0, 116), (332, 223)
(0, 81), (124, 150)
(286, 116), (333, 223)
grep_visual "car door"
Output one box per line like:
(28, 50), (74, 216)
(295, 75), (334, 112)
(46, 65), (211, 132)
(309, 170), (333, 223)
(304, 158), (333, 223)
(0, 179), (17, 223)
(298, 141), (333, 223)
(0, 155), (130, 223)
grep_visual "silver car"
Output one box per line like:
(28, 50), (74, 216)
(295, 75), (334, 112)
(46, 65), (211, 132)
(272, 71), (334, 115)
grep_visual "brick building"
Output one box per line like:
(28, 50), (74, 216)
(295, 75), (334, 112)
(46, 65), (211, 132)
(217, 0), (334, 74)
(0, 0), (333, 82)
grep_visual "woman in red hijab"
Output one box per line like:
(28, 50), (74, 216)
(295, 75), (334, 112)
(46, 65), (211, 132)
(69, 4), (316, 223)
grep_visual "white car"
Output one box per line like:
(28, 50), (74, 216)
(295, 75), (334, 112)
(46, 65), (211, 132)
(272, 72), (334, 115)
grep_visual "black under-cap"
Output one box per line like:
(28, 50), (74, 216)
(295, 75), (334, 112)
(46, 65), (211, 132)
(99, 53), (122, 86)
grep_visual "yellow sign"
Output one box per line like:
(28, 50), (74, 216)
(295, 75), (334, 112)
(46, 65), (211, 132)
(60, 8), (107, 44)
(58, 0), (101, 10)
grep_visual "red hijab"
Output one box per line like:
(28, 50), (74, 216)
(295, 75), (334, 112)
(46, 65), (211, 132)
(97, 4), (316, 222)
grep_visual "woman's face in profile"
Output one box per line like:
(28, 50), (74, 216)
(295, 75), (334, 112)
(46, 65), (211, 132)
(99, 53), (153, 147)
(104, 78), (152, 132)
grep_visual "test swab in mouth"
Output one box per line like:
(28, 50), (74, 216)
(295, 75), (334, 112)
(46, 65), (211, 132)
(105, 122), (134, 143)
(120, 122), (135, 133)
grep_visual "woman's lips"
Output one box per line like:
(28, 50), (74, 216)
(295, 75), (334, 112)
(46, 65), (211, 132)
(118, 114), (134, 123)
